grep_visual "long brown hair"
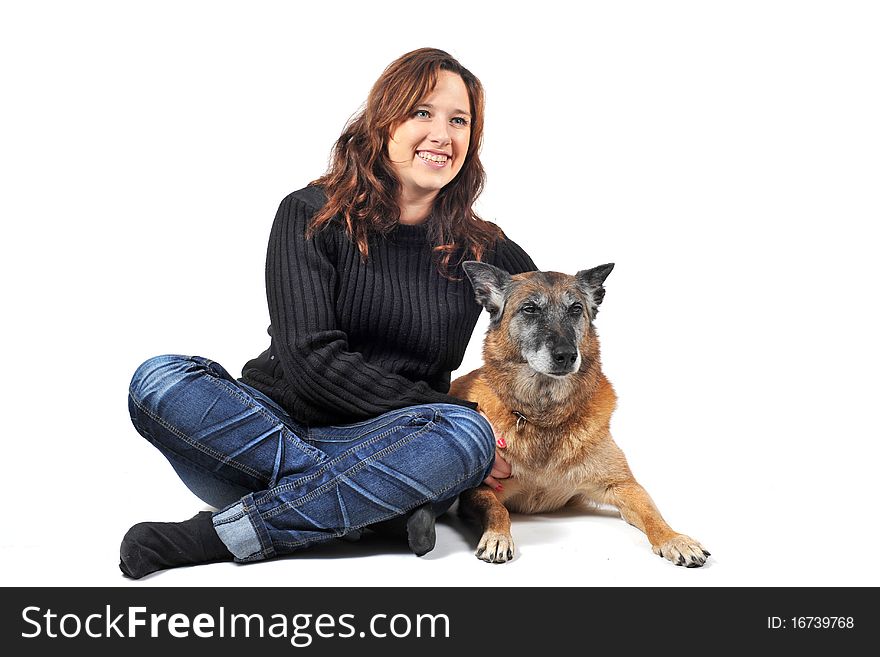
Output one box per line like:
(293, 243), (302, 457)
(308, 47), (503, 275)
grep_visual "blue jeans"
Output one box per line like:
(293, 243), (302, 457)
(127, 355), (495, 562)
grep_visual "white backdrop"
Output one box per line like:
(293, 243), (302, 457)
(2, 0), (878, 587)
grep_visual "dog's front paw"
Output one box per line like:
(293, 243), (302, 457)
(475, 531), (515, 564)
(653, 534), (710, 568)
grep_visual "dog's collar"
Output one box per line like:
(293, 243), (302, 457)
(512, 410), (528, 430)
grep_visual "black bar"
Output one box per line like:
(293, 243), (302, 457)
(2, 587), (868, 654)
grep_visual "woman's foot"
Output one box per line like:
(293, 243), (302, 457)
(369, 502), (437, 556)
(119, 511), (234, 579)
(405, 503), (436, 556)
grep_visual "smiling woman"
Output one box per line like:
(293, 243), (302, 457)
(120, 48), (537, 579)
(387, 71), (472, 223)
(306, 48), (502, 275)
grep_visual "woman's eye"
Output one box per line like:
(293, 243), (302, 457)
(411, 110), (468, 126)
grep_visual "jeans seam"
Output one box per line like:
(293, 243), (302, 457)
(306, 413), (415, 442)
(254, 420), (430, 504)
(309, 408), (420, 430)
(212, 509), (248, 526)
(260, 419), (438, 519)
(128, 389), (267, 482)
(271, 457), (488, 550)
(201, 374), (324, 463)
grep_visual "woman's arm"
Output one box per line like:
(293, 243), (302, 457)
(265, 192), (478, 423)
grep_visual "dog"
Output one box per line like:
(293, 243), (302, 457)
(449, 262), (709, 567)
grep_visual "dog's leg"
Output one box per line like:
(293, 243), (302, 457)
(604, 481), (710, 568)
(459, 486), (515, 564)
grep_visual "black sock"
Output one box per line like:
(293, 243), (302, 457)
(405, 503), (436, 557)
(369, 502), (436, 557)
(119, 511), (234, 579)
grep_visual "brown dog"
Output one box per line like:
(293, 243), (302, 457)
(449, 262), (709, 567)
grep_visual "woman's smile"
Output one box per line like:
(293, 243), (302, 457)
(416, 150), (450, 168)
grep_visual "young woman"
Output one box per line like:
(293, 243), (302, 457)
(121, 47), (536, 579)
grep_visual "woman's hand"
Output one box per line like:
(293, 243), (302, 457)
(479, 410), (511, 490)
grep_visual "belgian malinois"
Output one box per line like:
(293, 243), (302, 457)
(449, 262), (710, 567)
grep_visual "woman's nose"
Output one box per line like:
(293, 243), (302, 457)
(428, 118), (451, 145)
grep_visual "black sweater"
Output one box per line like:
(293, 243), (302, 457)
(241, 185), (536, 426)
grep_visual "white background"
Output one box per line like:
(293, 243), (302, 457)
(2, 1), (878, 587)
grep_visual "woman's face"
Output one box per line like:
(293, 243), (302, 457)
(387, 70), (472, 202)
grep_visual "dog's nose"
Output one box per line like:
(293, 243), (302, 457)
(551, 347), (578, 369)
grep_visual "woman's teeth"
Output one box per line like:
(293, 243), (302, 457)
(417, 151), (448, 164)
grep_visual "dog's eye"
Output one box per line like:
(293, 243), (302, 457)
(521, 304), (539, 315)
(569, 304), (584, 316)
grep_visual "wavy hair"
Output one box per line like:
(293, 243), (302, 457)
(308, 47), (503, 276)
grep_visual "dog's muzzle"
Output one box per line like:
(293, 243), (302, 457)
(550, 345), (578, 374)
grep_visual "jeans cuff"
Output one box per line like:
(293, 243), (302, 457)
(212, 494), (276, 562)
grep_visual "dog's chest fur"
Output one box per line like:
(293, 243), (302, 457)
(499, 421), (609, 514)
(449, 364), (619, 515)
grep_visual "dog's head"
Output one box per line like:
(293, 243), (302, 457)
(462, 262), (614, 377)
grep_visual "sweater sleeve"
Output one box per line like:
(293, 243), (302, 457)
(492, 231), (537, 274)
(266, 193), (478, 423)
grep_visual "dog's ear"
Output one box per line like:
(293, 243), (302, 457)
(462, 261), (512, 323)
(575, 263), (614, 317)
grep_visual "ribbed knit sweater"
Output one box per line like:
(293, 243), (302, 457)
(241, 185), (536, 426)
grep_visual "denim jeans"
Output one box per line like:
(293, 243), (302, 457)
(127, 354), (495, 562)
